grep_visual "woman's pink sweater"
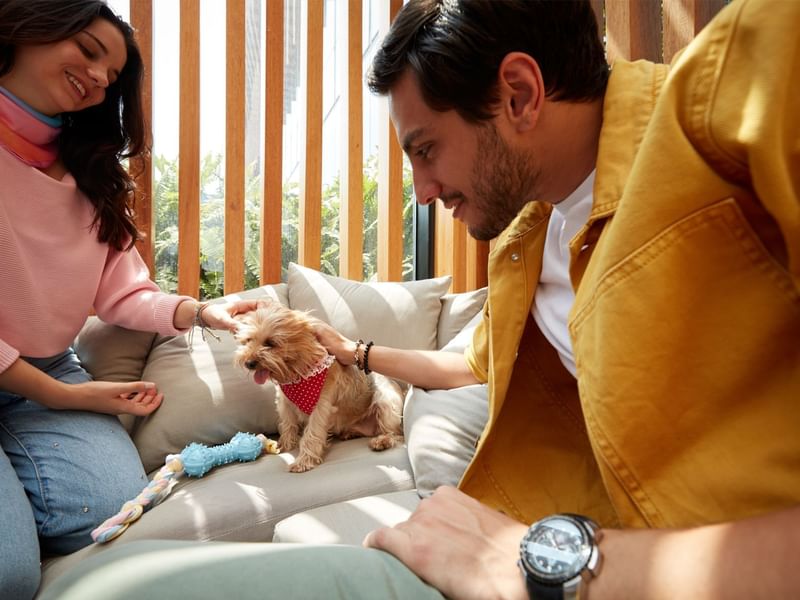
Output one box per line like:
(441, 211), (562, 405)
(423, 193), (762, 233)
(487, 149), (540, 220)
(0, 147), (190, 374)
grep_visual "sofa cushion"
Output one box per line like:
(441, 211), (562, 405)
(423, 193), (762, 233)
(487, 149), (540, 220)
(39, 439), (414, 592)
(437, 287), (487, 349)
(131, 284), (288, 472)
(287, 262), (452, 350)
(403, 311), (488, 497)
(272, 490), (420, 545)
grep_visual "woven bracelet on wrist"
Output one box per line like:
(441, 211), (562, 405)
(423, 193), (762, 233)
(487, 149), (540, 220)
(188, 302), (220, 352)
(363, 341), (374, 375)
(354, 339), (364, 370)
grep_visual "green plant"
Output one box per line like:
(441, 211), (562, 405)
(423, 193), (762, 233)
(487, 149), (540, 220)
(150, 153), (415, 299)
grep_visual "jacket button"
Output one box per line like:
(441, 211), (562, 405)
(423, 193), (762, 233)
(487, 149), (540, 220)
(510, 253), (520, 262)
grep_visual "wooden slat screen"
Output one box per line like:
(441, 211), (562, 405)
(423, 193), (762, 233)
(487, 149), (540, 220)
(130, 0), (153, 275)
(299, 0), (324, 270)
(177, 0), (201, 297)
(262, 0), (284, 285)
(339, 0), (364, 280)
(224, 0), (246, 294)
(130, 0), (727, 296)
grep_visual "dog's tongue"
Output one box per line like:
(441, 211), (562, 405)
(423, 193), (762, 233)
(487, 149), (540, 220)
(253, 369), (271, 385)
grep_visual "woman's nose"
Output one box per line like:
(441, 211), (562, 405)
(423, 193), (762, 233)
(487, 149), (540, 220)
(87, 66), (109, 88)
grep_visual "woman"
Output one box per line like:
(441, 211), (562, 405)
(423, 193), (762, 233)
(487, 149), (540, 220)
(0, 2), (256, 597)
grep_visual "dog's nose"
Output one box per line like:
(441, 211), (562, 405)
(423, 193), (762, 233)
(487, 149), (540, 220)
(245, 360), (258, 370)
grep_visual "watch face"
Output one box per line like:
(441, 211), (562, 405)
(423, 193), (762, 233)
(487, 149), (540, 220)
(521, 516), (591, 583)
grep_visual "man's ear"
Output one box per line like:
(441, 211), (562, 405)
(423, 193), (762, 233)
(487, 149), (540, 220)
(497, 52), (544, 132)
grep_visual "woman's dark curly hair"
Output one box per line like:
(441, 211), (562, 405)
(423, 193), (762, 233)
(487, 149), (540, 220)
(0, 0), (147, 251)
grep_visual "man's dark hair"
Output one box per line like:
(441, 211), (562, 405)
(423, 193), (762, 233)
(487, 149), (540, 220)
(0, 0), (147, 251)
(368, 0), (608, 122)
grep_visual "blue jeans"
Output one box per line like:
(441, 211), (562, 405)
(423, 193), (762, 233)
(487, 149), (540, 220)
(0, 350), (147, 600)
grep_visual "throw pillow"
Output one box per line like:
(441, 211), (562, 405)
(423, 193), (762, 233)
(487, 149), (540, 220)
(131, 284), (288, 472)
(403, 311), (488, 497)
(437, 288), (487, 349)
(287, 262), (452, 350)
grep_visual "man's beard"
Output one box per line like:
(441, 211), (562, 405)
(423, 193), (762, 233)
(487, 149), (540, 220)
(467, 123), (540, 241)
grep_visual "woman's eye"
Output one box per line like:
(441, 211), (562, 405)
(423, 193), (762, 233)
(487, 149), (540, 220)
(77, 42), (94, 59)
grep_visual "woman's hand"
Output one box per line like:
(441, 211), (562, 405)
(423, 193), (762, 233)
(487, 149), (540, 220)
(58, 380), (164, 416)
(174, 299), (263, 332)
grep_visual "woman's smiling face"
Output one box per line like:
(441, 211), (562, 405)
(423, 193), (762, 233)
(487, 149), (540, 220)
(0, 17), (127, 117)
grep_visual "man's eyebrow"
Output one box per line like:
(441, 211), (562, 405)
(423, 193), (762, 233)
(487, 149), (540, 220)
(401, 128), (427, 155)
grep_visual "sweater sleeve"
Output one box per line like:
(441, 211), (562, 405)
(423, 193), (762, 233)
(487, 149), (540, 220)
(0, 337), (21, 375)
(93, 244), (194, 336)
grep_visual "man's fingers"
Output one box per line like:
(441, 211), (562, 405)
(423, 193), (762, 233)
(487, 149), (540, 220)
(363, 524), (410, 553)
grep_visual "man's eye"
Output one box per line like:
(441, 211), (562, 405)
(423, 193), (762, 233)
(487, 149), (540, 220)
(416, 145), (431, 159)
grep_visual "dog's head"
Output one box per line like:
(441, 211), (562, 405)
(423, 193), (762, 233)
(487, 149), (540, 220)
(234, 303), (327, 385)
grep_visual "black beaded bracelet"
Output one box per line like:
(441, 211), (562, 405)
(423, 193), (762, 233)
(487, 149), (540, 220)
(363, 341), (374, 375)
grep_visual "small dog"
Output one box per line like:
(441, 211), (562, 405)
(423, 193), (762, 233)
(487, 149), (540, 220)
(234, 303), (404, 472)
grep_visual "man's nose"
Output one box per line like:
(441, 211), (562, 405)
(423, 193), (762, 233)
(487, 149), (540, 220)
(413, 177), (441, 206)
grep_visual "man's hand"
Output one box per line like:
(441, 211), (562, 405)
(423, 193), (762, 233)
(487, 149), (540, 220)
(312, 320), (357, 366)
(364, 486), (529, 600)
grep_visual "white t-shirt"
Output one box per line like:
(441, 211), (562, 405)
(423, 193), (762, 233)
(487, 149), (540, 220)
(531, 170), (595, 377)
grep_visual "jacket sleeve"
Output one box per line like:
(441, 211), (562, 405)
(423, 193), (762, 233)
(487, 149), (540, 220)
(679, 0), (800, 290)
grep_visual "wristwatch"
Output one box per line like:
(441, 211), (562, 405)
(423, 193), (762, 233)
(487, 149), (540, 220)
(518, 513), (602, 600)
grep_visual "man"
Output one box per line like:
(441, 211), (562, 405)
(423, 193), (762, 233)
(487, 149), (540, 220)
(40, 1), (799, 598)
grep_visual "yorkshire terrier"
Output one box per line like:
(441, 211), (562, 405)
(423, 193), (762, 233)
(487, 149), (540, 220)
(234, 303), (404, 473)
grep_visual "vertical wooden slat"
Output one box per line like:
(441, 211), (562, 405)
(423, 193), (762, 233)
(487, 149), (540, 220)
(339, 0), (363, 280)
(663, 0), (726, 63)
(377, 0), (404, 282)
(299, 0), (323, 269)
(466, 237), (489, 291)
(225, 0), (246, 294)
(434, 206), (453, 284)
(263, 0), (284, 284)
(130, 0), (154, 276)
(605, 0), (662, 63)
(178, 0), (201, 297)
(451, 220), (467, 292)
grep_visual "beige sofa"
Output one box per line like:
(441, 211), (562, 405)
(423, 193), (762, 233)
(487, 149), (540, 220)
(37, 263), (488, 597)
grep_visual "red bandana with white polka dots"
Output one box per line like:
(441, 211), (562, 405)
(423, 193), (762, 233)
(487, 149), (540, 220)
(279, 354), (336, 415)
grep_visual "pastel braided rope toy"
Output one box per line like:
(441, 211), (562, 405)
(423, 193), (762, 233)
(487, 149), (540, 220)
(91, 432), (279, 544)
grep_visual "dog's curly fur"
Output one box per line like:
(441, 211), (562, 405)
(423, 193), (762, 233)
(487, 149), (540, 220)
(234, 304), (404, 472)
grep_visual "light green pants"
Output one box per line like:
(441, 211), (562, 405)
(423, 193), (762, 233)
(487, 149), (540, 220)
(39, 540), (445, 600)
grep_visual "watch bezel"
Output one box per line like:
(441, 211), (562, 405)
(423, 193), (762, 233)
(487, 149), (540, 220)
(518, 514), (600, 586)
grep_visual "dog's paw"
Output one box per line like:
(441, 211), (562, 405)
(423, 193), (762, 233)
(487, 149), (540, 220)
(289, 454), (321, 473)
(369, 433), (402, 451)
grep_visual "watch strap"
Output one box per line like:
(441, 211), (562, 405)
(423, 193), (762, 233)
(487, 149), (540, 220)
(522, 572), (563, 600)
